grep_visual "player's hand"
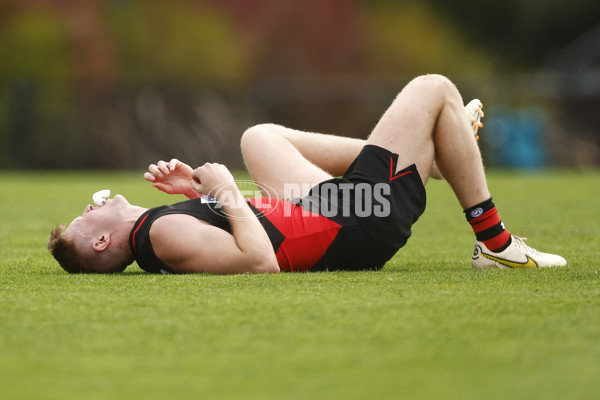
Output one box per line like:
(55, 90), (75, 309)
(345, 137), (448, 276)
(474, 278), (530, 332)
(191, 163), (236, 199)
(144, 159), (198, 198)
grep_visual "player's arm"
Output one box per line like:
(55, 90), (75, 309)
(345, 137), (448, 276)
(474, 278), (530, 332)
(145, 160), (278, 273)
(144, 159), (201, 199)
(150, 214), (279, 274)
(188, 162), (279, 273)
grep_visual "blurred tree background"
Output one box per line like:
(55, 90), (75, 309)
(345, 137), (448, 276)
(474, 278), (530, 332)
(1, 0), (599, 170)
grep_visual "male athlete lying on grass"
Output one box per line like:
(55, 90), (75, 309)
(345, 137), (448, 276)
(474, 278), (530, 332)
(48, 74), (566, 274)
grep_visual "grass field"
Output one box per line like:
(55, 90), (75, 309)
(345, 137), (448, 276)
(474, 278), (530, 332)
(1, 169), (599, 400)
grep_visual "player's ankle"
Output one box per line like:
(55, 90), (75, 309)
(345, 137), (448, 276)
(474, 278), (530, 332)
(464, 198), (511, 252)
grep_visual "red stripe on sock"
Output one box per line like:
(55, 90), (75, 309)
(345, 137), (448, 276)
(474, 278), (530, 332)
(469, 208), (497, 224)
(468, 206), (511, 252)
(470, 214), (501, 234)
(485, 230), (512, 252)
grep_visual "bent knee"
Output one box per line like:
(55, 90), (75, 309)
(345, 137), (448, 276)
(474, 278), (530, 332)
(411, 73), (453, 85)
(241, 124), (277, 148)
(240, 124), (280, 162)
(241, 124), (267, 153)
(408, 74), (456, 94)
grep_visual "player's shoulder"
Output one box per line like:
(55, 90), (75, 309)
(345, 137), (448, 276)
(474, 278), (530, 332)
(149, 213), (214, 240)
(150, 214), (237, 272)
(148, 213), (230, 272)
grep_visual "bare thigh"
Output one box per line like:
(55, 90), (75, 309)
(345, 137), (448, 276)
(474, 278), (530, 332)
(367, 75), (451, 183)
(241, 125), (363, 197)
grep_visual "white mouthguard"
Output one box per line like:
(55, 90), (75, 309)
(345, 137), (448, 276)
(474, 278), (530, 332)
(92, 189), (111, 206)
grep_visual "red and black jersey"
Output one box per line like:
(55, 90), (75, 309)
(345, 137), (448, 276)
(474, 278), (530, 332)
(129, 145), (427, 274)
(128, 197), (343, 274)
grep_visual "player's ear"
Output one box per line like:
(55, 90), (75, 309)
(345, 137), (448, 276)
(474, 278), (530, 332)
(92, 233), (111, 252)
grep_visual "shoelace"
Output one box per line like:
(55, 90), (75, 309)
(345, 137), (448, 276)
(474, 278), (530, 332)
(512, 236), (542, 256)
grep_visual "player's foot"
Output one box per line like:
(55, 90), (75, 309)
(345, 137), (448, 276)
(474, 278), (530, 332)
(465, 99), (484, 140)
(471, 235), (567, 269)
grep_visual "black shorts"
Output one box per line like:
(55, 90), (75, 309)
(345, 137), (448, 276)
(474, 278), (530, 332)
(298, 144), (427, 271)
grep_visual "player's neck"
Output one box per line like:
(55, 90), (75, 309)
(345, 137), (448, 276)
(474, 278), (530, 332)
(128, 205), (148, 222)
(117, 205), (148, 236)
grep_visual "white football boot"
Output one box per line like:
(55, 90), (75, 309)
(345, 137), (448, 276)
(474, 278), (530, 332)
(472, 235), (567, 269)
(464, 99), (484, 140)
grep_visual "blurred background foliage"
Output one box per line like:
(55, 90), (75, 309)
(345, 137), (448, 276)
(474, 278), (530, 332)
(0, 0), (599, 169)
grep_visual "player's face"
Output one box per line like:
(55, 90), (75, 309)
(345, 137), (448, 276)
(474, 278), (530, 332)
(65, 194), (131, 239)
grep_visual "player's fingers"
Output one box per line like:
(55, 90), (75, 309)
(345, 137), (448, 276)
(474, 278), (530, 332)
(143, 172), (155, 182)
(157, 160), (169, 175)
(191, 178), (204, 195)
(191, 166), (203, 183)
(148, 164), (161, 176)
(169, 159), (180, 170)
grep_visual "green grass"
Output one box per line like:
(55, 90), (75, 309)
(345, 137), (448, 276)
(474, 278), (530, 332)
(1, 169), (599, 400)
